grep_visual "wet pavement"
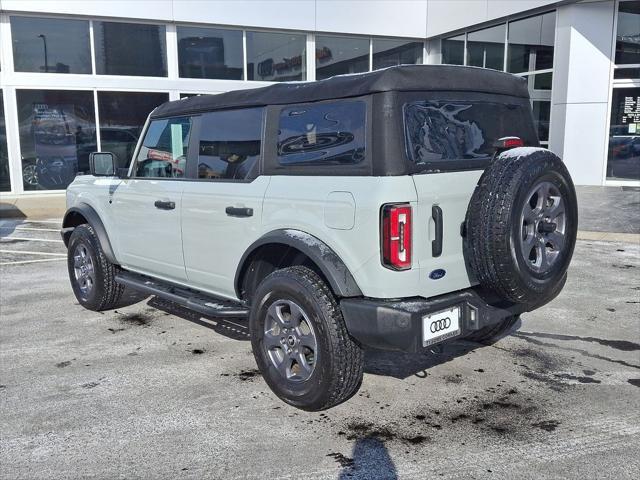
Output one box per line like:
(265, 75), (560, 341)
(0, 218), (639, 479)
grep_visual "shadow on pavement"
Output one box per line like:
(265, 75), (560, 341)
(338, 437), (397, 480)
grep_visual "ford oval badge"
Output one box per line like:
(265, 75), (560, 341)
(429, 269), (446, 280)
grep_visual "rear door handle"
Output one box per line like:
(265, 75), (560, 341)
(432, 205), (443, 257)
(225, 206), (253, 217)
(154, 200), (175, 210)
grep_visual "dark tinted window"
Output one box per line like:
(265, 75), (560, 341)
(607, 88), (640, 181)
(98, 91), (169, 168)
(404, 100), (536, 164)
(197, 108), (263, 180)
(372, 39), (423, 70)
(135, 117), (191, 178)
(508, 12), (556, 73)
(616, 1), (640, 64)
(177, 26), (243, 80)
(94, 21), (167, 77)
(11, 16), (91, 74)
(0, 90), (9, 192)
(16, 89), (96, 190)
(278, 101), (366, 166)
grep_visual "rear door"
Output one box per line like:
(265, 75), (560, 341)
(181, 108), (269, 300)
(402, 94), (538, 297)
(110, 116), (193, 282)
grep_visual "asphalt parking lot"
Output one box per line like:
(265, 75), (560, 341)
(1, 218), (639, 479)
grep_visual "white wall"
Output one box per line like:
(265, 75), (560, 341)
(549, 0), (616, 185)
(1, 0), (566, 39)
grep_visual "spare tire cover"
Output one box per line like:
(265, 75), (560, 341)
(464, 147), (578, 305)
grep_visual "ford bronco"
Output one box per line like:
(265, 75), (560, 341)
(61, 65), (578, 411)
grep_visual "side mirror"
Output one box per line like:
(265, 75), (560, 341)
(89, 152), (116, 176)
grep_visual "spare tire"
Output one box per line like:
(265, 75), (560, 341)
(465, 147), (578, 305)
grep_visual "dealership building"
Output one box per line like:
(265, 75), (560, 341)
(0, 0), (638, 203)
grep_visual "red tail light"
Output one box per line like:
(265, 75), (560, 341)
(494, 136), (524, 150)
(381, 203), (412, 270)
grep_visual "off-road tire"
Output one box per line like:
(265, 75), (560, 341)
(465, 148), (578, 305)
(67, 224), (124, 311)
(465, 315), (520, 343)
(250, 266), (364, 411)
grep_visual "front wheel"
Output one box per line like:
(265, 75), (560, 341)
(250, 266), (364, 411)
(67, 224), (124, 311)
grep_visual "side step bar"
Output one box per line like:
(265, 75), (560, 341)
(115, 271), (249, 318)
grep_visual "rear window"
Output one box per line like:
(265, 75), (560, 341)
(404, 100), (536, 165)
(277, 101), (366, 166)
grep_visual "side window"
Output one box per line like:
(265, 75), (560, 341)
(197, 108), (263, 180)
(134, 116), (191, 178)
(277, 101), (366, 165)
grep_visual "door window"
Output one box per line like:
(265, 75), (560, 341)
(196, 108), (263, 180)
(134, 117), (191, 178)
(277, 101), (366, 165)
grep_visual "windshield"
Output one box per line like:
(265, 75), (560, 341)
(404, 100), (538, 166)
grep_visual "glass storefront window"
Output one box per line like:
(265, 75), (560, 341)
(246, 31), (306, 81)
(177, 26), (243, 80)
(467, 24), (505, 71)
(11, 16), (91, 74)
(615, 1), (640, 64)
(607, 88), (640, 181)
(507, 12), (556, 73)
(315, 35), (369, 80)
(532, 101), (551, 143)
(372, 39), (423, 70)
(16, 89), (96, 191)
(0, 91), (10, 192)
(442, 34), (465, 65)
(94, 21), (167, 77)
(97, 92), (169, 169)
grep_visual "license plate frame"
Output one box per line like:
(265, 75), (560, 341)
(422, 306), (461, 347)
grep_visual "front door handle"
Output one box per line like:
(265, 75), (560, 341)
(154, 200), (175, 210)
(225, 206), (253, 217)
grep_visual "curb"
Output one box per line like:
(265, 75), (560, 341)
(577, 230), (640, 243)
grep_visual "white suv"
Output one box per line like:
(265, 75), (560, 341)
(62, 65), (578, 411)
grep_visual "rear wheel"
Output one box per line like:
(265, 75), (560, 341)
(250, 266), (364, 411)
(67, 224), (124, 311)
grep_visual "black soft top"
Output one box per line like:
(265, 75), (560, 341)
(151, 65), (530, 118)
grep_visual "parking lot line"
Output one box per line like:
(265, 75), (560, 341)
(0, 226), (61, 232)
(0, 237), (63, 243)
(0, 249), (66, 257)
(0, 258), (66, 266)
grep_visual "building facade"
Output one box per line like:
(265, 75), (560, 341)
(0, 0), (638, 199)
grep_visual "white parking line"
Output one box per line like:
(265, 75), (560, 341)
(0, 249), (66, 257)
(0, 237), (63, 243)
(23, 220), (61, 225)
(0, 258), (66, 266)
(0, 226), (60, 232)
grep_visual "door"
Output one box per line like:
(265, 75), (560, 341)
(181, 108), (269, 299)
(110, 116), (193, 282)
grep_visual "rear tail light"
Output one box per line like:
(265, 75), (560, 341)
(381, 203), (412, 270)
(493, 136), (524, 150)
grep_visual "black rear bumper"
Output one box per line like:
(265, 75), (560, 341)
(340, 287), (534, 353)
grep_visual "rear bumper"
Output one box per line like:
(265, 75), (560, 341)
(340, 286), (535, 353)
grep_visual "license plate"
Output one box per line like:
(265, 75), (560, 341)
(422, 307), (461, 347)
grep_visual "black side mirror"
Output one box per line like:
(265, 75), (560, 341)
(89, 152), (116, 176)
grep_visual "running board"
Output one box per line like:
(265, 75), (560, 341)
(115, 271), (249, 318)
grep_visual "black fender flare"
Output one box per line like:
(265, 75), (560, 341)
(61, 204), (118, 265)
(234, 229), (362, 299)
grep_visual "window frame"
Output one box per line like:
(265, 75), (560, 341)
(263, 95), (373, 176)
